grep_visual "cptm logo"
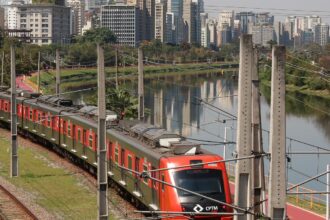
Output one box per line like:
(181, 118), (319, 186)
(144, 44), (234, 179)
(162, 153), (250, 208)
(193, 204), (219, 213)
(193, 204), (204, 213)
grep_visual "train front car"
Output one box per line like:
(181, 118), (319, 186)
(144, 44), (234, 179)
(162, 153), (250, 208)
(158, 143), (233, 220)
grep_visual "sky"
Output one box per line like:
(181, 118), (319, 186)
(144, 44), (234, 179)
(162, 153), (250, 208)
(204, 0), (330, 24)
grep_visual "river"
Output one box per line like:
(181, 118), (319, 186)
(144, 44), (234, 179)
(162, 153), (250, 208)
(66, 71), (330, 195)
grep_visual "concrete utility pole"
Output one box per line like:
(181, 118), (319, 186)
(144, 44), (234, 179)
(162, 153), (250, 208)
(56, 49), (60, 97)
(10, 45), (18, 177)
(37, 51), (41, 93)
(1, 51), (4, 86)
(97, 44), (108, 220)
(115, 47), (119, 90)
(326, 164), (329, 220)
(268, 46), (286, 220)
(234, 34), (253, 220)
(251, 47), (266, 217)
(138, 47), (144, 120)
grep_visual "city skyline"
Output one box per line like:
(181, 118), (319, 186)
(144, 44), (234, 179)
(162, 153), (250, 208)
(205, 0), (330, 24)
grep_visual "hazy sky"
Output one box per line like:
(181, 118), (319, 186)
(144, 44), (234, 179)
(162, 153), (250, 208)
(204, 0), (330, 24)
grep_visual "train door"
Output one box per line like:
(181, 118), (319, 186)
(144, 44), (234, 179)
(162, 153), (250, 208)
(32, 109), (37, 131)
(62, 120), (67, 146)
(108, 142), (113, 172)
(121, 149), (125, 182)
(151, 166), (157, 204)
(72, 125), (76, 151)
(83, 129), (87, 155)
(41, 112), (46, 135)
(135, 157), (140, 192)
(51, 116), (55, 140)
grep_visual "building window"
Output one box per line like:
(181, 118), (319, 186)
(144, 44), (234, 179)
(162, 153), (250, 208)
(42, 13), (48, 17)
(42, 39), (48, 43)
(42, 29), (48, 33)
(42, 19), (48, 22)
(42, 24), (48, 27)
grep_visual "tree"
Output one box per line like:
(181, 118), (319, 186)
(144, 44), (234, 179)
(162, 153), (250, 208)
(76, 28), (117, 44)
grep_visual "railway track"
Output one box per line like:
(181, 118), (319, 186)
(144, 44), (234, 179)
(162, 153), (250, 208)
(0, 184), (37, 220)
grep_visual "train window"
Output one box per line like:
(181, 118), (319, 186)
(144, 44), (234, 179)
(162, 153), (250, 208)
(47, 114), (51, 127)
(42, 113), (46, 125)
(29, 109), (33, 120)
(151, 167), (157, 188)
(88, 133), (93, 148)
(115, 147), (119, 164)
(77, 129), (81, 143)
(143, 164), (148, 184)
(37, 113), (41, 124)
(173, 169), (225, 200)
(135, 157), (140, 176)
(67, 122), (71, 137)
(121, 149), (125, 166)
(63, 121), (67, 134)
(128, 155), (132, 174)
(83, 130), (86, 145)
(161, 174), (165, 192)
(109, 142), (113, 159)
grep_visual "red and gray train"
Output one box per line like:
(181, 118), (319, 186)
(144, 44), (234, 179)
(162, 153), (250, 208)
(0, 89), (233, 220)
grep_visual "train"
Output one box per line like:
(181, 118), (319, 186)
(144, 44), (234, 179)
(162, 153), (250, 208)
(0, 88), (233, 220)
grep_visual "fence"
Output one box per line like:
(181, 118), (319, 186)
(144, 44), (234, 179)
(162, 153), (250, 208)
(226, 162), (327, 214)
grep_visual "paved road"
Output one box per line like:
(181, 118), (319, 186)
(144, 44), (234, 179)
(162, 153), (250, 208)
(16, 76), (34, 92)
(229, 183), (325, 219)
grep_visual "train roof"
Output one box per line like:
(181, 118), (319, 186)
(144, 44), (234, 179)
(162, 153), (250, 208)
(0, 91), (208, 160)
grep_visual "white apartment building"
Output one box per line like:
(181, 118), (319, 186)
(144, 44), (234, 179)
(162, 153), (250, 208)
(16, 4), (71, 45)
(66, 0), (85, 35)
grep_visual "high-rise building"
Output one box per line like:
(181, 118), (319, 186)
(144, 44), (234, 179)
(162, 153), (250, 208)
(232, 19), (241, 39)
(236, 11), (255, 34)
(85, 0), (109, 10)
(16, 3), (71, 45)
(274, 21), (284, 45)
(7, 0), (24, 29)
(302, 29), (314, 45)
(315, 23), (329, 46)
(218, 10), (234, 28)
(193, 0), (203, 45)
(182, 0), (193, 43)
(217, 22), (231, 47)
(255, 12), (274, 25)
(207, 18), (217, 46)
(167, 0), (184, 43)
(155, 0), (167, 42)
(251, 24), (274, 47)
(303, 15), (321, 31)
(165, 12), (175, 43)
(100, 3), (142, 47)
(0, 7), (4, 29)
(66, 0), (85, 35)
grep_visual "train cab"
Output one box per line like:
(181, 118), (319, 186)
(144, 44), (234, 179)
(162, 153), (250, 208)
(158, 146), (233, 220)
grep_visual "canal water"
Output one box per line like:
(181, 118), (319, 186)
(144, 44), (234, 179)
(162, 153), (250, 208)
(67, 72), (330, 193)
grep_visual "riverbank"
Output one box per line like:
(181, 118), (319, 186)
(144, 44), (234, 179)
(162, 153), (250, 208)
(28, 62), (238, 94)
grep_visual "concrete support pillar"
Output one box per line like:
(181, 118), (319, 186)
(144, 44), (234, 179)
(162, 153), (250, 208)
(268, 46), (286, 220)
(234, 34), (253, 220)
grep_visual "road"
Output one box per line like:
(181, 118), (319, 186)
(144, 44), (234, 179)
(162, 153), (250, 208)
(229, 183), (325, 219)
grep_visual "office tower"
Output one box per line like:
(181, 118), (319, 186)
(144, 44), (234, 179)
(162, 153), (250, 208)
(100, 3), (142, 47)
(251, 24), (275, 46)
(315, 23), (329, 46)
(167, 0), (183, 43)
(67, 0), (85, 35)
(236, 11), (255, 34)
(155, 0), (167, 42)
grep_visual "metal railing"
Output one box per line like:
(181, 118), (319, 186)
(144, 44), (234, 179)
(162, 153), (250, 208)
(226, 162), (327, 214)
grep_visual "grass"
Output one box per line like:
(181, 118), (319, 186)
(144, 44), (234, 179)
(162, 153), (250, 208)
(261, 79), (330, 100)
(29, 63), (238, 94)
(0, 134), (102, 219)
(287, 195), (326, 215)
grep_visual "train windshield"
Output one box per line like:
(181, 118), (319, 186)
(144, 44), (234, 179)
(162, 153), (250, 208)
(173, 169), (225, 198)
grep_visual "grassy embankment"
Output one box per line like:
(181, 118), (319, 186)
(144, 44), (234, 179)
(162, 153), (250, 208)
(0, 131), (116, 219)
(29, 63), (238, 94)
